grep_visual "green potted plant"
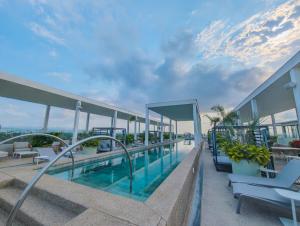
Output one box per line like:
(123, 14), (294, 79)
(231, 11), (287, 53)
(222, 140), (270, 176)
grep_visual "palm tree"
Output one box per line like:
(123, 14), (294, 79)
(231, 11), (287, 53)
(205, 114), (220, 128)
(209, 105), (238, 126)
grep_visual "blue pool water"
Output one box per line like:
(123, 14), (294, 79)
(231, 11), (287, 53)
(47, 141), (193, 201)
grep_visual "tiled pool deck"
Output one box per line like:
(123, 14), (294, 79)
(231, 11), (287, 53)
(0, 142), (298, 225)
(201, 146), (296, 226)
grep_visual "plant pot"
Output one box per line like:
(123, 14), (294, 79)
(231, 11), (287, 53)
(232, 160), (260, 176)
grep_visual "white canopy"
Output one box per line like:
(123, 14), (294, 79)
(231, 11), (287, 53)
(234, 51), (300, 123)
(0, 72), (160, 124)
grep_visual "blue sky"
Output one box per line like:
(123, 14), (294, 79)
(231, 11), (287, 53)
(0, 0), (300, 132)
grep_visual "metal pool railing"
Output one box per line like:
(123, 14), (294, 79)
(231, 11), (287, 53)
(4, 135), (133, 226)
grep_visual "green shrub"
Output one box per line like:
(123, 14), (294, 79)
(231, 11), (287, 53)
(126, 134), (134, 144)
(163, 133), (170, 140)
(221, 140), (270, 166)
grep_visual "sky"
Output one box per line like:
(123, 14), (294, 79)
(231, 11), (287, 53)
(0, 0), (300, 133)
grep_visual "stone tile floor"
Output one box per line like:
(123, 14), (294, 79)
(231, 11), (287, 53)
(200, 148), (295, 226)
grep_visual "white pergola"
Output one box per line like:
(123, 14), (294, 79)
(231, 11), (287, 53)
(144, 99), (202, 148)
(234, 51), (300, 136)
(0, 72), (164, 144)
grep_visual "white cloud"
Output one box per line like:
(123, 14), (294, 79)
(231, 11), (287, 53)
(49, 49), (57, 57)
(47, 72), (71, 82)
(29, 22), (64, 45)
(195, 0), (300, 68)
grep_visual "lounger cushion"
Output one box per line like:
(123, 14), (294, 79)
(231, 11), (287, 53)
(14, 148), (31, 153)
(14, 142), (29, 149)
(232, 183), (300, 206)
(229, 159), (300, 189)
(0, 151), (8, 158)
(228, 174), (286, 188)
(215, 156), (231, 164)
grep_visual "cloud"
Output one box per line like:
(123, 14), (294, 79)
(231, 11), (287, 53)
(195, 0), (300, 68)
(47, 72), (71, 82)
(29, 22), (64, 45)
(49, 49), (57, 57)
(26, 0), (300, 115)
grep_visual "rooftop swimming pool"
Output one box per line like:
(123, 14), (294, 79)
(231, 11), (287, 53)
(47, 141), (193, 201)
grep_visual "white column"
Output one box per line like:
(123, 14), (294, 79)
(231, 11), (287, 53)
(198, 114), (202, 141)
(160, 115), (164, 143)
(271, 114), (277, 136)
(85, 113), (90, 132)
(43, 105), (51, 132)
(193, 103), (200, 147)
(236, 110), (241, 126)
(134, 116), (137, 141)
(127, 119), (130, 134)
(175, 120), (178, 140)
(169, 119), (172, 141)
(145, 107), (149, 146)
(112, 110), (117, 149)
(250, 99), (259, 121)
(290, 67), (300, 132)
(138, 121), (141, 134)
(282, 126), (287, 138)
(72, 101), (82, 144)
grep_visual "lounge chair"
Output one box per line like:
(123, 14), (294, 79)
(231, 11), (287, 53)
(33, 148), (58, 165)
(97, 140), (111, 153)
(228, 159), (300, 189)
(13, 142), (38, 158)
(233, 183), (300, 225)
(51, 141), (61, 152)
(0, 151), (8, 159)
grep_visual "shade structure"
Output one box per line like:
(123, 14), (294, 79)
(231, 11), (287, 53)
(234, 51), (300, 123)
(145, 99), (202, 147)
(147, 99), (196, 121)
(0, 72), (161, 124)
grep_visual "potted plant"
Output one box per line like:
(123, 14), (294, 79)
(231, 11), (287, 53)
(289, 140), (300, 148)
(222, 140), (270, 176)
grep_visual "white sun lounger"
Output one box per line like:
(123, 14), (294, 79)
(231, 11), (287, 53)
(228, 159), (300, 189)
(232, 183), (300, 226)
(33, 148), (58, 165)
(0, 151), (8, 159)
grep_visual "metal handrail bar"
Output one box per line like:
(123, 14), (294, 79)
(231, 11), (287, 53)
(0, 133), (74, 178)
(6, 135), (133, 226)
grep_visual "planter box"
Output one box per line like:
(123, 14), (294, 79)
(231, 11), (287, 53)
(232, 160), (260, 176)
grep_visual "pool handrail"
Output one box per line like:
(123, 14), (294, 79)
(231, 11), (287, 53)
(5, 135), (133, 226)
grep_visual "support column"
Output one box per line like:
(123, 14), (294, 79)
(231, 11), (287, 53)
(175, 120), (178, 140)
(236, 110), (241, 126)
(138, 121), (141, 134)
(145, 107), (149, 146)
(160, 115), (164, 143)
(193, 103), (200, 147)
(112, 110), (117, 149)
(290, 67), (300, 132)
(127, 119), (130, 135)
(43, 105), (51, 132)
(134, 116), (137, 142)
(198, 114), (202, 141)
(169, 119), (172, 141)
(72, 101), (82, 144)
(271, 114), (277, 136)
(250, 99), (259, 121)
(282, 126), (287, 138)
(85, 113), (90, 132)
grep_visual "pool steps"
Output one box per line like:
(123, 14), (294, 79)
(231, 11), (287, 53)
(0, 179), (86, 226)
